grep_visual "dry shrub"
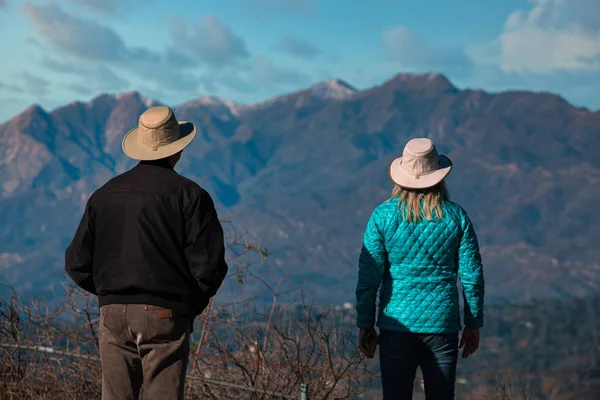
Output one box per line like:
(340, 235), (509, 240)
(0, 217), (376, 399)
(0, 284), (102, 399)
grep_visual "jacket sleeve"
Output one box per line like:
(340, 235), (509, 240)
(355, 208), (386, 329)
(184, 190), (229, 299)
(458, 211), (485, 328)
(65, 199), (97, 295)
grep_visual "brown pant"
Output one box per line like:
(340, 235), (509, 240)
(99, 304), (191, 400)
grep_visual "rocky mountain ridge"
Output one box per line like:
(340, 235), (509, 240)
(1, 72), (598, 302)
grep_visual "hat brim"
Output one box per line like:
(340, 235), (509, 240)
(122, 122), (196, 161)
(389, 154), (452, 189)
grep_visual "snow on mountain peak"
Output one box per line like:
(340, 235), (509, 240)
(178, 96), (241, 115)
(310, 79), (358, 100)
(233, 79), (358, 115)
(189, 96), (238, 109)
(114, 91), (159, 108)
(389, 72), (456, 92)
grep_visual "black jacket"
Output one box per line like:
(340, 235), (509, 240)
(65, 160), (228, 319)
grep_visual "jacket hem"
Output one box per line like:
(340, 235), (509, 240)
(98, 294), (204, 318)
(464, 319), (484, 329)
(376, 322), (461, 334)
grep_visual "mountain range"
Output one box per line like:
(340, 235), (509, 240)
(1, 72), (599, 304)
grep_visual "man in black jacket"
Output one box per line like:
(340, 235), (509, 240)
(65, 106), (228, 400)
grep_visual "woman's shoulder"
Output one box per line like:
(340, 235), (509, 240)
(443, 200), (464, 212)
(379, 198), (398, 208)
(367, 199), (399, 227)
(372, 199), (468, 218)
(443, 200), (470, 223)
(373, 198), (399, 215)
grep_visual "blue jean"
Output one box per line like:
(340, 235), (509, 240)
(379, 329), (459, 400)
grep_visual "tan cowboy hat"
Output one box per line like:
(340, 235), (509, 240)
(122, 106), (196, 160)
(389, 138), (452, 189)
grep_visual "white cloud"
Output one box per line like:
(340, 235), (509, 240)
(66, 82), (93, 96)
(514, 0), (600, 32)
(250, 55), (311, 85)
(0, 80), (23, 93)
(473, 0), (600, 73)
(171, 16), (250, 67)
(250, 0), (317, 15)
(66, 0), (149, 16)
(20, 71), (50, 95)
(499, 25), (600, 72)
(67, 0), (121, 16)
(22, 2), (311, 100)
(23, 2), (129, 62)
(279, 35), (321, 58)
(214, 54), (312, 94)
(23, 3), (201, 96)
(382, 26), (473, 73)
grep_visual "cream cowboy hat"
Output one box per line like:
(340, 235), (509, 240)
(389, 138), (452, 189)
(122, 106), (196, 161)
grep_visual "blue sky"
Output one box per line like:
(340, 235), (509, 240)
(0, 0), (599, 122)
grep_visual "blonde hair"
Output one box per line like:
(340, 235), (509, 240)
(391, 182), (450, 223)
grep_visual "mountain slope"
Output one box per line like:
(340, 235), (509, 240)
(1, 73), (599, 303)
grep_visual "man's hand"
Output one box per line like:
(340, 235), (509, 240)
(359, 327), (378, 359)
(459, 327), (480, 359)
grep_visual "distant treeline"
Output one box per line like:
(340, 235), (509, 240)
(2, 282), (600, 399)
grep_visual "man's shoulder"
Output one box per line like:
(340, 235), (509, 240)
(150, 167), (202, 194)
(173, 173), (205, 195)
(91, 169), (135, 195)
(88, 172), (125, 201)
(96, 167), (201, 192)
(89, 167), (214, 210)
(170, 173), (216, 209)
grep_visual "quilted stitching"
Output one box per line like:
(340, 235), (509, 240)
(355, 199), (485, 333)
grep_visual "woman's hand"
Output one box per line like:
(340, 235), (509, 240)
(359, 327), (378, 359)
(459, 327), (480, 359)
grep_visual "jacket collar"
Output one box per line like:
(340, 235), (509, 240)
(138, 159), (174, 170)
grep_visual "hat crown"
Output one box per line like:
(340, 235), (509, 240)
(401, 138), (440, 177)
(137, 106), (181, 150)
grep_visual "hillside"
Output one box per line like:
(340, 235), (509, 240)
(0, 72), (599, 302)
(363, 296), (600, 398)
(3, 286), (600, 399)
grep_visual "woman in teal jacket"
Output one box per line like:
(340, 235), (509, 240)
(355, 137), (485, 399)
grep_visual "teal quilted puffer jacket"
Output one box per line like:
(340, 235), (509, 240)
(355, 199), (485, 333)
